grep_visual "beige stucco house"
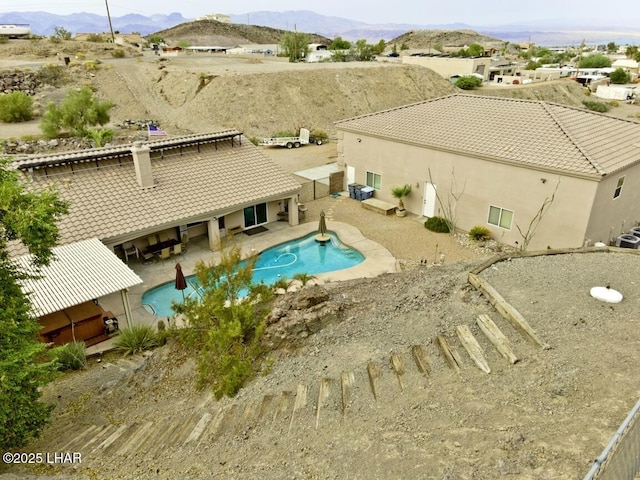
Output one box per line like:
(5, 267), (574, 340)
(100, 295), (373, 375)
(403, 55), (492, 81)
(335, 94), (640, 251)
(11, 130), (302, 258)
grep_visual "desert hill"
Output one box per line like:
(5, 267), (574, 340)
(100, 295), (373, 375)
(151, 19), (332, 47)
(390, 29), (505, 50)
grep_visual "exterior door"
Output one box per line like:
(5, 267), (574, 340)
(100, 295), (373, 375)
(244, 203), (268, 227)
(423, 182), (437, 217)
(347, 166), (355, 185)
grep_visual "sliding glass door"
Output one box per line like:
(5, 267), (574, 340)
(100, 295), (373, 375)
(243, 203), (267, 228)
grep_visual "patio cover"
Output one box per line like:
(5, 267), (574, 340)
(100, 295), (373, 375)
(14, 238), (142, 318)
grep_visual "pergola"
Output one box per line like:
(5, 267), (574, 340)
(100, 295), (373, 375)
(15, 238), (142, 328)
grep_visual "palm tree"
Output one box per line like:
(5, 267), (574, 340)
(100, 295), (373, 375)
(391, 184), (412, 210)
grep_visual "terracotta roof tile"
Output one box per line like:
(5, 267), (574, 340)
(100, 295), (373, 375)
(335, 94), (640, 177)
(14, 133), (301, 247)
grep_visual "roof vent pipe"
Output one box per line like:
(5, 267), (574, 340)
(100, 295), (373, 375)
(131, 141), (154, 189)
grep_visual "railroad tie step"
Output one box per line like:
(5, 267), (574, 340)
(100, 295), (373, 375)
(456, 325), (491, 374)
(437, 334), (463, 373)
(340, 371), (355, 419)
(184, 413), (211, 445)
(288, 384), (309, 434)
(411, 345), (432, 377)
(315, 378), (332, 430)
(93, 424), (129, 453)
(114, 421), (154, 456)
(367, 362), (381, 401)
(476, 314), (519, 364)
(390, 352), (406, 391)
(60, 424), (104, 452)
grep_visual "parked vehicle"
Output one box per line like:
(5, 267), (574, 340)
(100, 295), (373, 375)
(259, 128), (323, 148)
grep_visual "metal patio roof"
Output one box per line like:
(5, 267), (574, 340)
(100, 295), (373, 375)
(15, 238), (143, 317)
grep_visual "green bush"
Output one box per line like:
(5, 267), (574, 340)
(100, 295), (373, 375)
(469, 225), (491, 241)
(111, 49), (125, 58)
(0, 36), (8, 45)
(455, 75), (483, 90)
(114, 325), (158, 355)
(424, 216), (450, 233)
(0, 92), (34, 122)
(610, 67), (630, 84)
(51, 341), (87, 371)
(582, 100), (610, 113)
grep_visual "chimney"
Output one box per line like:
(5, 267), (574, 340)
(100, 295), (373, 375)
(131, 141), (154, 189)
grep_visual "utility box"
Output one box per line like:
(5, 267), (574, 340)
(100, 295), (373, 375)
(616, 234), (640, 249)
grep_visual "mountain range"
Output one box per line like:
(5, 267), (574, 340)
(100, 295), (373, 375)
(1, 10), (639, 46)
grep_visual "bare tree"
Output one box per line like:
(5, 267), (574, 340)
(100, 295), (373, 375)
(427, 167), (466, 233)
(515, 179), (560, 251)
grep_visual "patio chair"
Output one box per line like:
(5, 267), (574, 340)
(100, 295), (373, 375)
(173, 243), (182, 256)
(159, 247), (171, 260)
(159, 231), (170, 242)
(122, 241), (139, 262)
(147, 235), (158, 247)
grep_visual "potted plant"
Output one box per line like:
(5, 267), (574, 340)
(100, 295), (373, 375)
(391, 184), (412, 217)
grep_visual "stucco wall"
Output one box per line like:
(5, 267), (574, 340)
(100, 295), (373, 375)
(339, 132), (599, 250)
(586, 166), (640, 245)
(402, 56), (492, 80)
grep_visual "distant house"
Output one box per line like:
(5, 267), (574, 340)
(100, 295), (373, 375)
(336, 94), (640, 250)
(403, 55), (492, 81)
(11, 131), (302, 257)
(197, 13), (231, 23)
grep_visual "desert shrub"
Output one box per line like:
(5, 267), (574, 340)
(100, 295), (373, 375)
(582, 100), (610, 112)
(469, 225), (491, 241)
(86, 128), (113, 147)
(86, 34), (104, 42)
(0, 92), (34, 122)
(293, 272), (316, 285)
(75, 52), (86, 60)
(610, 68), (630, 84)
(0, 37), (8, 45)
(111, 49), (125, 58)
(310, 128), (328, 140)
(83, 60), (99, 71)
(36, 64), (69, 87)
(455, 75), (483, 90)
(248, 136), (260, 146)
(51, 341), (87, 371)
(114, 325), (158, 355)
(424, 216), (450, 233)
(609, 100), (619, 107)
(272, 276), (290, 289)
(273, 129), (296, 137)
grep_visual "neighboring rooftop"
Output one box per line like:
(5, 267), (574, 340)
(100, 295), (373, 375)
(11, 131), (301, 248)
(335, 94), (640, 177)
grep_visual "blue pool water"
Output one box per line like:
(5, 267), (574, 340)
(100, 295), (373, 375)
(142, 231), (364, 317)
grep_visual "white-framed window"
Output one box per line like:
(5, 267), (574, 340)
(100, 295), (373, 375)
(613, 176), (625, 199)
(488, 205), (513, 229)
(366, 171), (381, 190)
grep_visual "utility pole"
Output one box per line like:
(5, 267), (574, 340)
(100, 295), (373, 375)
(105, 0), (115, 44)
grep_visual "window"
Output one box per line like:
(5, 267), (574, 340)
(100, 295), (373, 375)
(613, 176), (625, 199)
(488, 205), (513, 229)
(366, 171), (381, 190)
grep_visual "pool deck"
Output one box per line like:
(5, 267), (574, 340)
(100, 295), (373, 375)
(92, 220), (396, 351)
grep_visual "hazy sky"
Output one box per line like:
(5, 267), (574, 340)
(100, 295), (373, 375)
(1, 0), (637, 26)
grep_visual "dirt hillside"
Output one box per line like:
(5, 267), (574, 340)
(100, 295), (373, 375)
(390, 29), (504, 50)
(152, 19), (331, 47)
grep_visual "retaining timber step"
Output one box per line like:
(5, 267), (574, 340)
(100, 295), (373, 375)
(50, 307), (547, 462)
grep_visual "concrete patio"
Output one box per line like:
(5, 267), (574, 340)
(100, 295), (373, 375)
(95, 216), (397, 340)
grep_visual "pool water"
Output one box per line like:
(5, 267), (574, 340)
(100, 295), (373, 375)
(142, 231), (364, 317)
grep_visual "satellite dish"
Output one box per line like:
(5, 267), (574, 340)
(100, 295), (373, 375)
(590, 286), (623, 303)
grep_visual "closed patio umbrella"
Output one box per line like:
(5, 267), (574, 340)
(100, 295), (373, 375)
(315, 210), (330, 242)
(319, 210), (327, 235)
(175, 263), (187, 300)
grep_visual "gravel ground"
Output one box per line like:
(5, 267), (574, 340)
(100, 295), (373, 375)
(5, 249), (640, 480)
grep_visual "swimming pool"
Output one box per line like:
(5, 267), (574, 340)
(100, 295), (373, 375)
(142, 231), (364, 317)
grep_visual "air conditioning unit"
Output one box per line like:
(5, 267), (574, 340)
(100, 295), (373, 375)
(629, 227), (640, 239)
(615, 234), (640, 249)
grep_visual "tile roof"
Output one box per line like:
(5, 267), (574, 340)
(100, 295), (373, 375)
(335, 94), (640, 177)
(15, 238), (142, 316)
(13, 132), (301, 247)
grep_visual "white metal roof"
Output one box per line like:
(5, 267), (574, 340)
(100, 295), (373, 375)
(15, 238), (143, 317)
